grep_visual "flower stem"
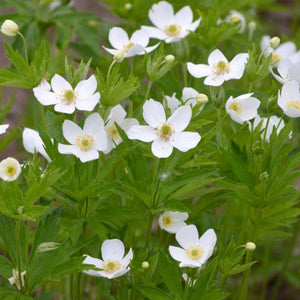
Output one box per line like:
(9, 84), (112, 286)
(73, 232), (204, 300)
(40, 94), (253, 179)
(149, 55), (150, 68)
(144, 80), (153, 101)
(16, 220), (24, 293)
(107, 60), (116, 83)
(17, 31), (29, 65)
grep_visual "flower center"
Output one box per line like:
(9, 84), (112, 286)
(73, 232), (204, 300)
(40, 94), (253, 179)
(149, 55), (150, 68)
(164, 24), (181, 37)
(287, 100), (300, 111)
(6, 166), (16, 177)
(76, 134), (94, 151)
(102, 259), (121, 274)
(230, 14), (241, 23)
(229, 101), (242, 115)
(214, 61), (230, 75)
(123, 42), (135, 52)
(162, 215), (174, 227)
(271, 52), (282, 63)
(61, 89), (78, 105)
(157, 122), (175, 141)
(186, 245), (204, 260)
(107, 124), (120, 139)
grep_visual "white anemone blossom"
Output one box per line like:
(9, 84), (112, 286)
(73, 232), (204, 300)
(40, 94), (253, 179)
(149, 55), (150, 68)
(270, 58), (300, 84)
(83, 239), (133, 279)
(58, 113), (107, 162)
(23, 128), (51, 161)
(141, 1), (201, 43)
(169, 225), (217, 268)
(0, 124), (9, 135)
(278, 80), (300, 118)
(261, 35), (297, 66)
(103, 27), (159, 58)
(104, 104), (138, 154)
(33, 74), (100, 114)
(127, 99), (201, 158)
(158, 211), (189, 234)
(187, 49), (248, 86)
(0, 157), (21, 182)
(225, 93), (260, 124)
(225, 10), (246, 33)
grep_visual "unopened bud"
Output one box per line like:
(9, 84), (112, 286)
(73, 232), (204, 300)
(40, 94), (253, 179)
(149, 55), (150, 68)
(1, 20), (19, 37)
(37, 242), (59, 253)
(125, 3), (132, 10)
(164, 54), (175, 63)
(114, 50), (125, 62)
(142, 261), (149, 269)
(17, 206), (24, 215)
(269, 37), (280, 49)
(245, 242), (256, 251)
(196, 93), (208, 105)
(259, 171), (269, 182)
(248, 21), (256, 30)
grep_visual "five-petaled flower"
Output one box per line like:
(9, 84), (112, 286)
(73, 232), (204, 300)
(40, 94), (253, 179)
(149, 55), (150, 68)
(33, 74), (100, 114)
(58, 113), (107, 162)
(158, 211), (189, 234)
(83, 239), (133, 279)
(169, 225), (217, 268)
(187, 49), (248, 86)
(141, 1), (201, 43)
(127, 99), (201, 158)
(0, 157), (21, 182)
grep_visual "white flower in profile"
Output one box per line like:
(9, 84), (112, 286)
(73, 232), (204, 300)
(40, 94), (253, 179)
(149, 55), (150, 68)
(127, 99), (201, 158)
(187, 49), (248, 86)
(225, 93), (260, 124)
(225, 10), (246, 33)
(141, 1), (201, 43)
(261, 35), (296, 66)
(58, 113), (107, 162)
(0, 124), (9, 135)
(104, 104), (138, 154)
(103, 27), (159, 58)
(270, 59), (300, 84)
(33, 74), (100, 114)
(23, 128), (51, 161)
(278, 80), (300, 118)
(0, 157), (21, 182)
(158, 211), (189, 234)
(251, 115), (285, 142)
(8, 269), (26, 290)
(169, 225), (217, 268)
(83, 239), (133, 279)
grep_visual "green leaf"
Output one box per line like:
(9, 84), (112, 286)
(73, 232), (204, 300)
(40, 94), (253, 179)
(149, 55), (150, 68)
(136, 285), (173, 300)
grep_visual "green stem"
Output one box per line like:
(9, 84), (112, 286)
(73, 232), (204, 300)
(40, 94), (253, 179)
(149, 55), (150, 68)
(107, 60), (116, 83)
(144, 80), (153, 101)
(17, 31), (29, 65)
(69, 274), (74, 300)
(182, 63), (188, 87)
(16, 220), (24, 293)
(260, 242), (270, 300)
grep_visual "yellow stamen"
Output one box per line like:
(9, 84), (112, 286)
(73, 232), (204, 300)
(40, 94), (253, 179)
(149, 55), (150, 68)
(107, 124), (120, 139)
(157, 122), (175, 141)
(162, 215), (174, 227)
(229, 101), (242, 115)
(123, 42), (135, 52)
(271, 52), (282, 63)
(76, 134), (94, 151)
(186, 245), (204, 260)
(287, 100), (300, 111)
(6, 166), (16, 177)
(164, 24), (181, 37)
(61, 89), (78, 105)
(102, 259), (121, 274)
(213, 61), (230, 75)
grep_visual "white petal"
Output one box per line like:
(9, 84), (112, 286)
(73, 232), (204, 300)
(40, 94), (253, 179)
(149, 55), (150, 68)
(127, 125), (157, 142)
(169, 246), (187, 262)
(83, 270), (103, 277)
(122, 248), (133, 268)
(208, 49), (228, 66)
(149, 1), (174, 29)
(198, 229), (217, 262)
(175, 224), (199, 249)
(281, 80), (300, 100)
(76, 93), (100, 111)
(285, 107), (300, 118)
(62, 120), (83, 144)
(110, 268), (130, 279)
(174, 6), (193, 29)
(75, 75), (97, 98)
(288, 63), (300, 81)
(151, 138), (173, 158)
(141, 26), (168, 40)
(170, 131), (201, 152)
(190, 18), (201, 31)
(51, 74), (72, 94)
(260, 36), (271, 54)
(239, 97), (260, 121)
(227, 110), (244, 124)
(102, 46), (118, 56)
(108, 105), (126, 124)
(102, 239), (125, 261)
(130, 29), (149, 47)
(166, 221), (187, 234)
(182, 87), (198, 102)
(58, 143), (79, 156)
(0, 124), (9, 135)
(143, 99), (166, 127)
(83, 254), (103, 269)
(84, 113), (105, 135)
(165, 93), (180, 114)
(33, 88), (58, 106)
(168, 105), (191, 132)
(187, 63), (211, 78)
(54, 102), (76, 114)
(277, 42), (296, 59)
(227, 53), (248, 80)
(126, 44), (146, 57)
(108, 27), (129, 50)
(204, 75), (224, 86)
(78, 149), (99, 163)
(120, 118), (139, 132)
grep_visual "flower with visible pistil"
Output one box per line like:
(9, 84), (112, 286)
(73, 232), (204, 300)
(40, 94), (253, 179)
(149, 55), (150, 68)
(127, 99), (201, 158)
(0, 157), (21, 182)
(103, 27), (159, 58)
(225, 93), (260, 124)
(33, 74), (100, 114)
(83, 239), (133, 279)
(141, 1), (201, 43)
(187, 49), (248, 86)
(169, 225), (217, 268)
(158, 211), (188, 234)
(58, 113), (107, 162)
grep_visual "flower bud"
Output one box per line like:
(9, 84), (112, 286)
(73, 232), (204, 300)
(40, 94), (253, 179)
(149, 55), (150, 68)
(259, 171), (269, 182)
(142, 261), (149, 269)
(269, 37), (280, 49)
(37, 242), (59, 253)
(1, 20), (19, 37)
(125, 3), (132, 10)
(196, 93), (208, 105)
(17, 206), (24, 215)
(164, 54), (175, 63)
(248, 21), (256, 30)
(114, 50), (125, 62)
(245, 242), (256, 251)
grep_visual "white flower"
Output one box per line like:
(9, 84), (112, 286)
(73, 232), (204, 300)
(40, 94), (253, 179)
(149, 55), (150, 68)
(270, 59), (300, 84)
(103, 27), (159, 58)
(33, 74), (100, 114)
(0, 157), (21, 182)
(225, 10), (246, 33)
(169, 225), (217, 268)
(127, 99), (201, 158)
(23, 128), (51, 161)
(158, 211), (188, 234)
(8, 269), (26, 290)
(141, 1), (201, 43)
(251, 115), (285, 142)
(0, 124), (9, 135)
(261, 35), (296, 66)
(58, 113), (107, 162)
(225, 93), (260, 124)
(278, 80), (300, 118)
(1, 20), (19, 37)
(83, 239), (133, 279)
(187, 49), (248, 86)
(104, 104), (138, 154)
